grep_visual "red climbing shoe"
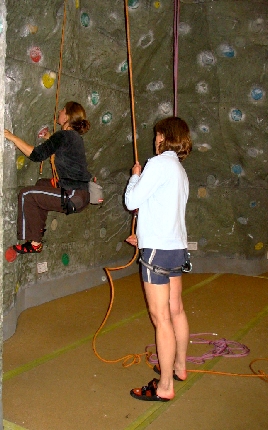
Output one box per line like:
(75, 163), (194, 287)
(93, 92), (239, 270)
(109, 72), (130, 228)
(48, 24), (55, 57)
(13, 241), (43, 254)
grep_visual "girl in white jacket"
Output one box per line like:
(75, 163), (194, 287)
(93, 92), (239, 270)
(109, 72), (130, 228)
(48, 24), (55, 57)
(125, 116), (192, 401)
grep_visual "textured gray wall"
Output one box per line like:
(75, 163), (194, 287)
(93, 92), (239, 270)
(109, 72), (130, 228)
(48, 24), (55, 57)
(3, 0), (268, 334)
(179, 0), (268, 264)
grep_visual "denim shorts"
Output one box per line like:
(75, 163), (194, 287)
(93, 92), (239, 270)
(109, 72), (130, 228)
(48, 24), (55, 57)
(140, 248), (187, 285)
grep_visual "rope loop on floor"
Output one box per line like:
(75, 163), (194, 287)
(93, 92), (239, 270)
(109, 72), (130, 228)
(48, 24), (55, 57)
(92, 216), (152, 368)
(145, 337), (268, 382)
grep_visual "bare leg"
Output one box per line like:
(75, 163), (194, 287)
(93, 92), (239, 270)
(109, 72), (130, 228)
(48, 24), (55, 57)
(144, 281), (175, 399)
(169, 276), (189, 380)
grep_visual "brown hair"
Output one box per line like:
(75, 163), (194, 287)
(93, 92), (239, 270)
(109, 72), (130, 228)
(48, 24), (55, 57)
(65, 101), (90, 135)
(154, 117), (192, 162)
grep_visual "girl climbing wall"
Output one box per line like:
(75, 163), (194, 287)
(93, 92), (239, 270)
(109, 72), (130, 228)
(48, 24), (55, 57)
(4, 101), (92, 255)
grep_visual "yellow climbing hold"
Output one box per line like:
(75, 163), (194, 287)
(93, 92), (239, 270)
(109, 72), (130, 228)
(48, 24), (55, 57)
(198, 187), (207, 198)
(254, 242), (264, 250)
(75, 0), (79, 8)
(154, 1), (161, 8)
(16, 155), (25, 170)
(28, 24), (38, 34)
(42, 71), (56, 89)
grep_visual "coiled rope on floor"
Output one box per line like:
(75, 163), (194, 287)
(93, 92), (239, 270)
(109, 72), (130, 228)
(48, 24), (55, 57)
(145, 334), (268, 382)
(146, 333), (251, 365)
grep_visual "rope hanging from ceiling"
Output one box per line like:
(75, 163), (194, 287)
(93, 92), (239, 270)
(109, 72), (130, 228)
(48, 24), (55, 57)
(39, 0), (67, 185)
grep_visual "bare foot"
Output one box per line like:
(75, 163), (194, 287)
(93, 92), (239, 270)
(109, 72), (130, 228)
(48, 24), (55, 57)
(174, 368), (187, 381)
(156, 380), (175, 400)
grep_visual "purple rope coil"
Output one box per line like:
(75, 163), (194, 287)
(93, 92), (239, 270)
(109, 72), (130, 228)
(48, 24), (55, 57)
(146, 333), (250, 365)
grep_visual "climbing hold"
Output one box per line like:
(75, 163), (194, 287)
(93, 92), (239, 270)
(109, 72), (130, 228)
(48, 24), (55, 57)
(27, 24), (38, 34)
(38, 126), (49, 138)
(255, 242), (264, 251)
(128, 0), (139, 8)
(5, 247), (17, 263)
(81, 12), (90, 27)
(30, 46), (42, 63)
(198, 187), (207, 198)
(231, 164), (243, 175)
(16, 155), (25, 170)
(90, 91), (99, 106)
(42, 71), (56, 89)
(251, 87), (263, 101)
(119, 60), (128, 72)
(230, 109), (243, 122)
(102, 112), (112, 124)
(61, 253), (69, 266)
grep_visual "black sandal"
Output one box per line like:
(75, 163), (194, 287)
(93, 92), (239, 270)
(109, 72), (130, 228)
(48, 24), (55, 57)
(13, 241), (43, 254)
(153, 363), (184, 381)
(130, 378), (170, 402)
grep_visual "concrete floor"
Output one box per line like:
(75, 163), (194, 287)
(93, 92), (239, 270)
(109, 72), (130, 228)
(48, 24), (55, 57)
(3, 271), (268, 430)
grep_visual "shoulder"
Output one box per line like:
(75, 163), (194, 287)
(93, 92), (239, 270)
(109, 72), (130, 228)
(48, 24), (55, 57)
(49, 130), (66, 144)
(51, 130), (81, 144)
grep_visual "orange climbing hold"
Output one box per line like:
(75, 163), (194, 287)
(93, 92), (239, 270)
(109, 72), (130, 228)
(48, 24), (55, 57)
(5, 247), (17, 262)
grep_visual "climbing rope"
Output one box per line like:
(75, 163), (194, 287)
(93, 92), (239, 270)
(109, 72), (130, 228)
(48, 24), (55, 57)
(145, 335), (268, 382)
(124, 0), (138, 164)
(40, 0), (67, 184)
(92, 214), (143, 368)
(146, 333), (251, 365)
(173, 0), (180, 116)
(92, 0), (144, 368)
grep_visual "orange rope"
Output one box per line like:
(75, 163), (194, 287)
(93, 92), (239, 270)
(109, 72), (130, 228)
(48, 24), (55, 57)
(124, 0), (138, 164)
(92, 215), (150, 367)
(92, 0), (143, 367)
(40, 0), (67, 182)
(186, 358), (268, 382)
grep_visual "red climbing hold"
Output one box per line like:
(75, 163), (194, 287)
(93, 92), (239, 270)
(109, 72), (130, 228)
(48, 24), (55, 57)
(29, 46), (42, 63)
(5, 246), (17, 262)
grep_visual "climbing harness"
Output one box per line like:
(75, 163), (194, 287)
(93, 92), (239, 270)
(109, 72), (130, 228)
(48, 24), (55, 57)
(139, 251), (192, 275)
(60, 188), (76, 215)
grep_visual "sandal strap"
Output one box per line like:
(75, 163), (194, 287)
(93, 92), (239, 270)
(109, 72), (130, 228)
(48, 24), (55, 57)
(141, 379), (158, 396)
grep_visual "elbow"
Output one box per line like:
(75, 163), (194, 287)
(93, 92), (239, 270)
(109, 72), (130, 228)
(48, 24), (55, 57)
(125, 200), (136, 211)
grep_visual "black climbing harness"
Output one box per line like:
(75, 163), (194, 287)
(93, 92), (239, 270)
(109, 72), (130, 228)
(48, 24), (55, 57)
(139, 252), (192, 275)
(61, 188), (77, 215)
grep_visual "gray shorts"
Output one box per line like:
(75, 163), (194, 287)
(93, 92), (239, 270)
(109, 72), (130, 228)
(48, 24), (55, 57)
(140, 248), (187, 285)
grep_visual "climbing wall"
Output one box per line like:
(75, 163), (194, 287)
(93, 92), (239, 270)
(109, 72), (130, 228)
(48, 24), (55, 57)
(2, 0), (268, 327)
(178, 0), (268, 265)
(3, 0), (175, 317)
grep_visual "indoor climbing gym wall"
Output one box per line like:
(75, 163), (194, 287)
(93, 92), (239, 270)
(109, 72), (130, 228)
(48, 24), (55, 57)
(2, 0), (268, 338)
